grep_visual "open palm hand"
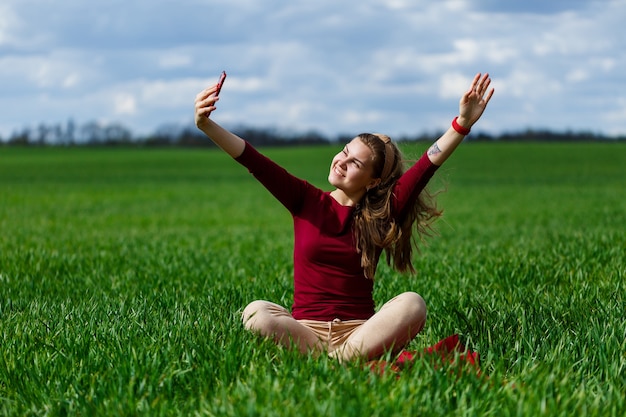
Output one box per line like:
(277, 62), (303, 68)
(458, 73), (495, 128)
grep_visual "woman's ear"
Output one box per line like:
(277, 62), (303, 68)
(367, 178), (382, 191)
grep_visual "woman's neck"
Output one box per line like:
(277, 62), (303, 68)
(330, 189), (363, 207)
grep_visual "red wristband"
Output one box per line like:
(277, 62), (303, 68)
(452, 117), (471, 135)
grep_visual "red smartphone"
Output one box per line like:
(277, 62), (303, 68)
(215, 71), (227, 97)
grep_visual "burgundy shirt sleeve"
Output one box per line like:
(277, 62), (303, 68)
(391, 151), (439, 220)
(234, 141), (314, 214)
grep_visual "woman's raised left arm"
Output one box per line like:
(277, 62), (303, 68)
(426, 73), (494, 166)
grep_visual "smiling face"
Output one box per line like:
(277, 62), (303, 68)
(328, 138), (380, 205)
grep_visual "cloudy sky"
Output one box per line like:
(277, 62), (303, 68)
(1, 0), (624, 140)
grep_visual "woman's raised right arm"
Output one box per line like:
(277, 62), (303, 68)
(194, 83), (245, 158)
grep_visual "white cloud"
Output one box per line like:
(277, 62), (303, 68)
(0, 52), (92, 94)
(498, 68), (562, 99)
(114, 93), (137, 115)
(340, 109), (385, 127)
(438, 73), (472, 100)
(0, 4), (18, 45)
(158, 52), (193, 70)
(566, 68), (588, 83)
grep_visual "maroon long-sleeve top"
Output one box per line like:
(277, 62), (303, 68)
(235, 142), (439, 321)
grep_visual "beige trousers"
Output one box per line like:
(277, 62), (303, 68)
(241, 292), (427, 362)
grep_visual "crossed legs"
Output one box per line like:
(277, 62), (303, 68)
(241, 292), (427, 361)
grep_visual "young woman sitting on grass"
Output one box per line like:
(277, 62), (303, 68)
(194, 73), (494, 365)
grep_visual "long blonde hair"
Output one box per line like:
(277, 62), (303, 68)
(353, 133), (442, 279)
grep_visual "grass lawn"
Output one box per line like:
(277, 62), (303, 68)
(0, 142), (624, 416)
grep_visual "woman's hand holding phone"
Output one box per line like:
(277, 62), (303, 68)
(195, 70), (227, 126)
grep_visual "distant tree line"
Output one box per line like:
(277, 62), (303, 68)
(1, 119), (624, 147)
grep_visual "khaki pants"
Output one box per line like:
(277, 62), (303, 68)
(241, 292), (427, 362)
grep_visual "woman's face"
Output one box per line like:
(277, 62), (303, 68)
(328, 138), (379, 197)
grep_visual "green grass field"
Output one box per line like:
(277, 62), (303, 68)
(1, 142), (624, 416)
